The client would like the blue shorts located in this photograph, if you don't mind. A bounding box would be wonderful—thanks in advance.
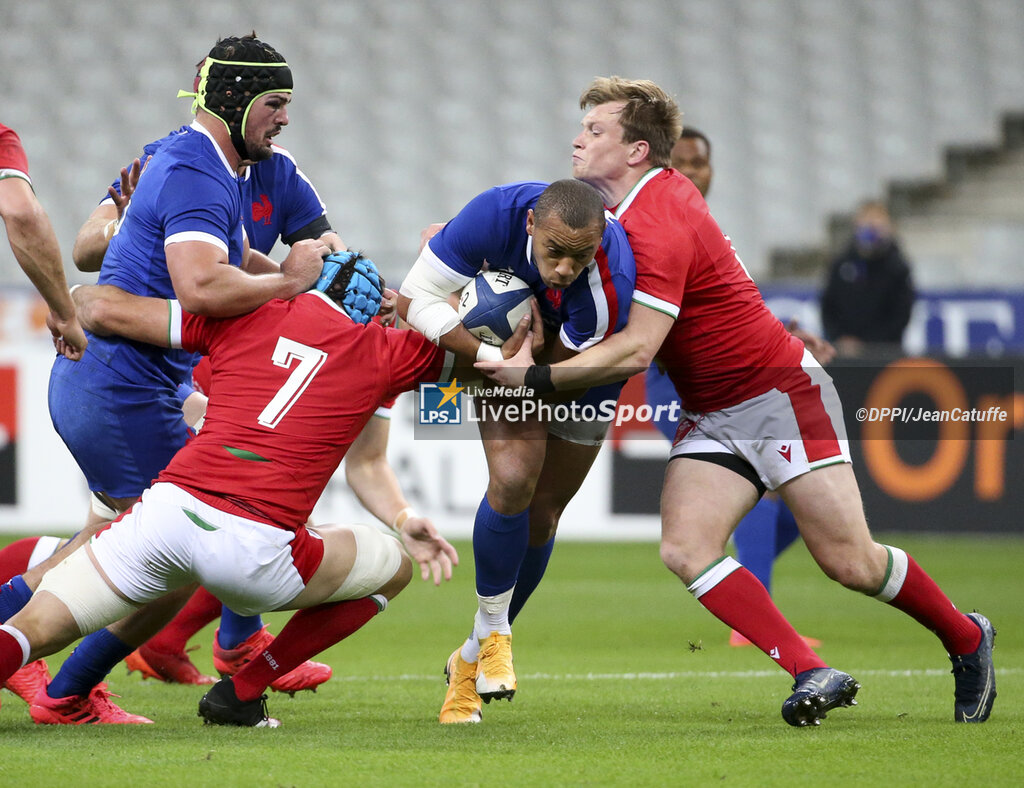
[49,354,189,499]
[574,380,625,411]
[645,364,680,442]
[544,380,626,446]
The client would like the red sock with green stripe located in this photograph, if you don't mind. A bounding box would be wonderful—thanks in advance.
[689,557,827,677]
[872,546,981,656]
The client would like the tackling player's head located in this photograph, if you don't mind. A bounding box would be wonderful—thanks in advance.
[577,77,682,169]
[527,179,606,290]
[192,32,292,162]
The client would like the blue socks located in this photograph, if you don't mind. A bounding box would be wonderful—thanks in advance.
[732,497,805,595]
[0,575,33,622]
[774,498,800,555]
[509,538,555,624]
[47,628,134,699]
[732,497,782,593]
[473,495,529,597]
[216,608,264,649]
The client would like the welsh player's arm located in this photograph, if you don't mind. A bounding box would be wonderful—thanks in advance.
[72,284,176,346]
[548,302,674,388]
[0,176,86,359]
[166,235,327,317]
[477,301,674,391]
[344,416,411,529]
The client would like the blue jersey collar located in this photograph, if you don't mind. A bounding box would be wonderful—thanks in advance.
[188,120,251,182]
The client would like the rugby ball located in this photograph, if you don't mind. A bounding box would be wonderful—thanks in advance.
[458,270,533,346]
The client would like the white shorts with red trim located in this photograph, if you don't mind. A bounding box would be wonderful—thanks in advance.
[668,349,851,490]
[89,482,324,616]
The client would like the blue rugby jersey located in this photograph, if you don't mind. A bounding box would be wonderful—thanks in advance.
[103,125,328,256]
[423,181,636,354]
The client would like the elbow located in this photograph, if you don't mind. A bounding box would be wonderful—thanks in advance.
[176,295,204,315]
[343,459,366,488]
[613,337,656,376]
[75,292,113,336]
[71,239,101,273]
[630,342,657,371]
[175,286,215,316]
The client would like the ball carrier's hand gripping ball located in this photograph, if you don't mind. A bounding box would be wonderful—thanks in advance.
[315,251,385,324]
[178,34,293,161]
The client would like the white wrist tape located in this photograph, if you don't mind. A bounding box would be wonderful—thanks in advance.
[390,506,416,533]
[475,342,504,362]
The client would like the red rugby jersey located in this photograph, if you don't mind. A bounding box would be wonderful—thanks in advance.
[615,169,803,411]
[159,291,449,528]
[0,123,31,180]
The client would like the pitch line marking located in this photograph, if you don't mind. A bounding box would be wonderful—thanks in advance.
[338,667,1022,682]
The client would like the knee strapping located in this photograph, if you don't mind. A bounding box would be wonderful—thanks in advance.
[325,525,403,602]
[35,548,139,635]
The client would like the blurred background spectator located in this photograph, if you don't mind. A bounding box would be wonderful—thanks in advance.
[820,200,915,357]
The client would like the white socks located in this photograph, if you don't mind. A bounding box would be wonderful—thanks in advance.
[460,587,514,663]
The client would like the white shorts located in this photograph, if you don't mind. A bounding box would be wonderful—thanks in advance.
[89,483,324,616]
[668,350,851,491]
[546,416,611,446]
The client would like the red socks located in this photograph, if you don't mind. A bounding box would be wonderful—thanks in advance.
[0,537,40,583]
[144,587,221,654]
[887,555,982,656]
[232,597,383,702]
[0,626,27,683]
[691,559,827,677]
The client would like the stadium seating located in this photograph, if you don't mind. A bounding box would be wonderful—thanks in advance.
[3,0,1023,288]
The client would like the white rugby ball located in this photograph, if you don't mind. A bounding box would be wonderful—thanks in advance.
[458,270,533,346]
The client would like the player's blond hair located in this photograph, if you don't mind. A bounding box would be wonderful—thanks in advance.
[579,77,682,168]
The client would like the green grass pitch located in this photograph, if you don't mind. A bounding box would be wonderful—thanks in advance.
[0,533,1020,787]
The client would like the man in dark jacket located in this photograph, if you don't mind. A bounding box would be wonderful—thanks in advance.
[821,200,915,356]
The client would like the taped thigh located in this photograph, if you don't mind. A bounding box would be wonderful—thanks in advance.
[35,547,139,636]
[323,525,403,602]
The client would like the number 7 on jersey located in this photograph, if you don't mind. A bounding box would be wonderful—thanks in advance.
[257,337,328,428]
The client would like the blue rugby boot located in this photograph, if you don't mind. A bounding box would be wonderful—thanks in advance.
[951,612,996,723]
[782,667,860,727]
